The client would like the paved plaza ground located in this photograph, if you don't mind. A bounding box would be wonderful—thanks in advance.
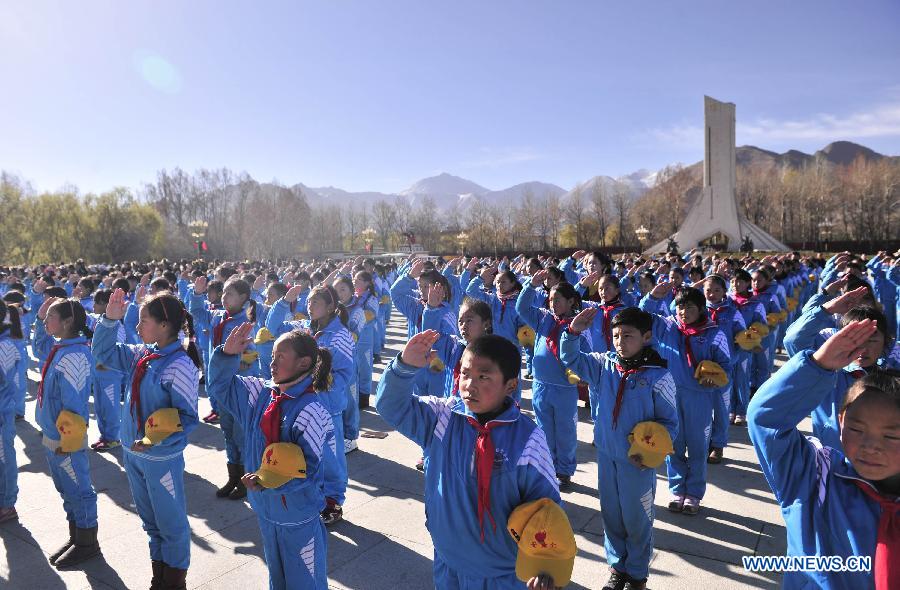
[0,312,787,589]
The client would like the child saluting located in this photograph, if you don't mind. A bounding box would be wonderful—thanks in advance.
[376,330,573,589]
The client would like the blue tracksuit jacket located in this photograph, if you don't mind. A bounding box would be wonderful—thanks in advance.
[0,333,22,509]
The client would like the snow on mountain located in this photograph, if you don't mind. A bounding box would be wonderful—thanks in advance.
[457,181,566,212]
[399,172,490,205]
[615,168,657,195]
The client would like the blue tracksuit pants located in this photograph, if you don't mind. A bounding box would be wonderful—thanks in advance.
[433,551,524,589]
[258,517,328,590]
[14,341,27,416]
[93,369,123,442]
[355,340,373,397]
[0,412,17,508]
[123,452,191,569]
[750,348,770,390]
[597,452,656,580]
[666,388,713,499]
[343,379,360,442]
[46,447,98,528]
[731,357,751,416]
[531,381,578,477]
[220,407,245,465]
[323,413,346,505]
[710,385,732,449]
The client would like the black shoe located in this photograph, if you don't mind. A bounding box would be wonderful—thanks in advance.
[415,457,425,472]
[49,521,76,565]
[707,447,723,464]
[602,568,629,590]
[373,354,383,365]
[358,394,370,409]
[228,464,247,500]
[216,463,240,498]
[162,564,188,590]
[556,474,572,489]
[15,414,24,421]
[524,373,533,380]
[150,559,165,590]
[321,499,343,525]
[624,578,647,590]
[54,526,100,568]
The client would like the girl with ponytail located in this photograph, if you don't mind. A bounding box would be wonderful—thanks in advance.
[1,292,28,419]
[265,281,355,526]
[0,299,24,523]
[92,289,199,587]
[208,323,335,589]
[32,297,100,567]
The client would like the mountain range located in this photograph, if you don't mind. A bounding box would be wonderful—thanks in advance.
[290,141,895,212]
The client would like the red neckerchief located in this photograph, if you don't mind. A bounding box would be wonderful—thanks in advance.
[260,382,315,446]
[465,417,501,542]
[600,296,622,350]
[708,303,726,325]
[213,313,234,347]
[545,316,573,360]
[677,319,709,368]
[732,292,751,307]
[131,351,162,427]
[37,342,87,407]
[853,480,900,590]
[613,365,645,429]
[497,290,518,324]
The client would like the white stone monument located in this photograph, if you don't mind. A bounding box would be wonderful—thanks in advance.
[646,96,788,253]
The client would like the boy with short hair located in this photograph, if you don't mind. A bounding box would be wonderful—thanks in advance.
[376,331,571,589]
[560,307,677,590]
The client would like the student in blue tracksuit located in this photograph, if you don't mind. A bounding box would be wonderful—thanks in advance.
[639,284,731,514]
[86,289,126,452]
[0,299,23,523]
[351,271,379,410]
[191,276,260,501]
[208,323,335,590]
[516,270,592,488]
[577,273,628,355]
[1,292,29,420]
[254,282,290,381]
[464,265,523,348]
[729,270,767,425]
[93,290,199,588]
[749,268,782,389]
[32,297,100,568]
[332,276,363,450]
[390,259,457,396]
[703,275,747,464]
[266,284,355,526]
[784,285,899,452]
[748,319,899,590]
[372,265,391,362]
[560,306,678,590]
[376,330,564,589]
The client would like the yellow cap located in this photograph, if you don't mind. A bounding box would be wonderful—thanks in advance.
[786,297,798,312]
[517,325,536,348]
[777,309,788,322]
[628,421,674,468]
[56,410,87,452]
[364,310,376,323]
[254,327,275,344]
[241,350,260,365]
[734,329,761,351]
[507,498,576,586]
[379,295,390,304]
[429,355,445,373]
[141,408,183,445]
[766,312,780,327]
[256,442,307,489]
[565,368,581,385]
[293,312,308,321]
[749,321,770,338]
[694,360,729,387]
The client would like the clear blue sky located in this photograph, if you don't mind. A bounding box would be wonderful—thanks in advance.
[2,0,899,195]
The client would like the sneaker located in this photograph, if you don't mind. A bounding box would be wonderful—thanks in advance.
[707,447,724,464]
[667,495,685,513]
[524,373,533,380]
[734,415,746,426]
[91,440,121,452]
[321,499,343,525]
[682,496,700,515]
[202,411,219,424]
[344,439,358,454]
[624,578,647,590]
[15,415,24,422]
[415,457,425,472]
[728,413,736,425]
[373,354,383,365]
[602,568,629,590]
[0,507,17,523]
[556,474,572,489]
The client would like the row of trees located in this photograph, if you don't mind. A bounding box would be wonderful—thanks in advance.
[2,155,896,265]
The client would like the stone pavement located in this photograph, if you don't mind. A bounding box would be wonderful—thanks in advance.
[0,312,788,589]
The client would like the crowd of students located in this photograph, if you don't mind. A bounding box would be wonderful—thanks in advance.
[0,247,897,590]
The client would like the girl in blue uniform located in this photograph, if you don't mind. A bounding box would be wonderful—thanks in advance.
[749,320,899,590]
[516,270,592,488]
[209,323,335,590]
[0,299,23,523]
[93,289,199,589]
[351,271,379,410]
[85,289,126,452]
[1,291,29,420]
[729,270,767,425]
[33,297,100,568]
